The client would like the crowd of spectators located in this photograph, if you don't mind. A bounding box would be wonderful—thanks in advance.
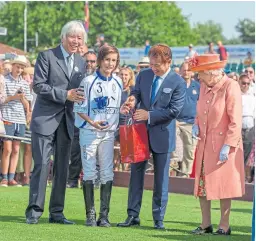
[0,39,254,188]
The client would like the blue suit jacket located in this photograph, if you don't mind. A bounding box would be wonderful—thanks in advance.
[132,68,186,153]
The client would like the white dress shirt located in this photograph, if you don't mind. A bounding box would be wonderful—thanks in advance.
[148,68,171,123]
[248,82,255,96]
[60,44,74,75]
[150,68,171,97]
[242,91,255,129]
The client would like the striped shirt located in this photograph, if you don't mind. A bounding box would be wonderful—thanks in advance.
[1,74,32,124]
[21,127,32,144]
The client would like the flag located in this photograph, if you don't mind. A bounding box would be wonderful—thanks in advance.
[84,1,89,33]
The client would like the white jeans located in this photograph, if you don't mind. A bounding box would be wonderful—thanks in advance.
[79,129,114,184]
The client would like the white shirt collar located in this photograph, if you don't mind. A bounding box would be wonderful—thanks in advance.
[156,67,171,80]
[60,44,73,60]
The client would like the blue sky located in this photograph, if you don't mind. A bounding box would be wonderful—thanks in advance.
[176,1,255,39]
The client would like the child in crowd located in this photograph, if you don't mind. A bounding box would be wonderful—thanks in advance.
[0,56,32,187]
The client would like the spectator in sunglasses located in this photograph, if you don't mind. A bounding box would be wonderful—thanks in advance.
[245,67,255,83]
[84,51,97,76]
[239,74,255,183]
[240,73,253,93]
[244,67,255,95]
[135,56,150,76]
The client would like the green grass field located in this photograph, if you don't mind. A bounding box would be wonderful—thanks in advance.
[0,186,252,241]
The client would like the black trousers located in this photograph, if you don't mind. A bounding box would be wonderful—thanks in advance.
[68,126,82,185]
[25,117,72,220]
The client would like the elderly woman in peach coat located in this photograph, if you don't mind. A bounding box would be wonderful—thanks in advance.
[189,54,245,236]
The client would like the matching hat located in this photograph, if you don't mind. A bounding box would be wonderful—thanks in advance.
[188,54,227,72]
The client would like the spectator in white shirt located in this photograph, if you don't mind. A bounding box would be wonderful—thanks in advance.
[239,74,255,182]
[244,67,255,95]
[185,44,197,58]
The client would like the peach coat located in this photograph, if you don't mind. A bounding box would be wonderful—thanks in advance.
[194,76,245,200]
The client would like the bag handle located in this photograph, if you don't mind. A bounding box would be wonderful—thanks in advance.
[125,109,135,126]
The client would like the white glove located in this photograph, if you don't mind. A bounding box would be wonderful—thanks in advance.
[192,124,200,140]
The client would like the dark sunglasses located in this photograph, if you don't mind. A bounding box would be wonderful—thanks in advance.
[86,60,96,63]
[140,66,149,69]
[245,70,254,74]
[242,82,250,86]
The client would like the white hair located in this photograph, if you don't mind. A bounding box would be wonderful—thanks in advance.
[203,68,224,76]
[60,20,87,43]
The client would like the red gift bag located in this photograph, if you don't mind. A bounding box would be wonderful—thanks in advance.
[119,122,150,163]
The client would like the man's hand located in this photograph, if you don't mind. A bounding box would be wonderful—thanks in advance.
[133,109,149,121]
[120,96,136,114]
[67,88,85,103]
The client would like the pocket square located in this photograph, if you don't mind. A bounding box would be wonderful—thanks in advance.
[163,88,172,93]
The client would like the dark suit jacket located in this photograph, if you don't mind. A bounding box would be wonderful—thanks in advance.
[31,45,86,138]
[132,68,186,153]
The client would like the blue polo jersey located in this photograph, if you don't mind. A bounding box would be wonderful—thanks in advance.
[177,80,200,124]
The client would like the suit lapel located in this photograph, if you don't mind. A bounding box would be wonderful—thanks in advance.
[151,71,173,106]
[56,59,69,80]
[55,46,69,80]
[145,72,155,109]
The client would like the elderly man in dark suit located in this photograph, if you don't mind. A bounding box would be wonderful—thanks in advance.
[118,44,186,229]
[25,20,86,225]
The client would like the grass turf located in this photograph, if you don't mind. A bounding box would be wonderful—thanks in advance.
[0,186,252,241]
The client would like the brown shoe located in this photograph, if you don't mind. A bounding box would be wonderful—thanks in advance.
[22,176,30,186]
[8,179,22,187]
[0,179,8,187]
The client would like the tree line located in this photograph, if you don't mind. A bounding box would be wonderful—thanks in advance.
[0,1,254,52]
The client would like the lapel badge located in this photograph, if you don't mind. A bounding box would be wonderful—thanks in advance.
[74,66,79,72]
[192,89,197,95]
[163,88,172,93]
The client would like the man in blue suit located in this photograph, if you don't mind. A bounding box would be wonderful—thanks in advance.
[118,44,186,229]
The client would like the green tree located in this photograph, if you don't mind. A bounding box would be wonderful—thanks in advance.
[0,1,197,50]
[235,18,255,43]
[224,37,242,45]
[0,2,85,51]
[87,1,198,47]
[193,20,225,46]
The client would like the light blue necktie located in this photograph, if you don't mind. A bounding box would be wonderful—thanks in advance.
[150,76,160,104]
